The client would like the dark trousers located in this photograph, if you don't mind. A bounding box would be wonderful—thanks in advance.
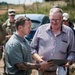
[39,71,56,75]
[67,67,69,75]
[39,69,69,75]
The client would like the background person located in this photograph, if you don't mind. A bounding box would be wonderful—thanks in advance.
[2,8,16,74]
[2,8,16,41]
[63,13,75,36]
[30,8,75,75]
[62,13,75,75]
[63,13,74,29]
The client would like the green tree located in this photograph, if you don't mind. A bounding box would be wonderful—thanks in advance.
[65,0,75,6]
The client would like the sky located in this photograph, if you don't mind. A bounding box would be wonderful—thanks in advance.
[0,0,43,4]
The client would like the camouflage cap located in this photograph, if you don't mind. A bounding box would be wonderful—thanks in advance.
[8,9,16,16]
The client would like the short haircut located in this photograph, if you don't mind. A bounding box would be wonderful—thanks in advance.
[52,5,60,8]
[15,16,31,30]
[49,8,63,15]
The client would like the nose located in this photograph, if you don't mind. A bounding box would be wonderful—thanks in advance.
[53,20,58,25]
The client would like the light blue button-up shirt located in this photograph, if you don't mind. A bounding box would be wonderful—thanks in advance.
[30,23,75,62]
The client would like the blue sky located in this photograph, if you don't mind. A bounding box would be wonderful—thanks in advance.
[0,0,43,4]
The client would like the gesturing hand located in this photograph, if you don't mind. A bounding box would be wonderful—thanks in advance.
[39,61,53,71]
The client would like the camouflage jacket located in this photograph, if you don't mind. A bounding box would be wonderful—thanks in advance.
[3,19,16,35]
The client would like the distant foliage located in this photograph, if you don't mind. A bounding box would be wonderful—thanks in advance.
[0,1,75,23]
[0,2,8,5]
[44,0,61,1]
[0,13,8,25]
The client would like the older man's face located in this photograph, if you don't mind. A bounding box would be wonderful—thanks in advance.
[49,12,63,28]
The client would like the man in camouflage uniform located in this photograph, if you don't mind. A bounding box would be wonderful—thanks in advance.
[3,8,16,42]
[2,9,16,75]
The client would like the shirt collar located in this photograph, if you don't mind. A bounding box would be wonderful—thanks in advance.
[46,23,67,34]
[45,23,51,31]
[61,24,67,33]
[14,33,25,42]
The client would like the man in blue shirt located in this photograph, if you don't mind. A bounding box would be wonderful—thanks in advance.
[5,16,52,75]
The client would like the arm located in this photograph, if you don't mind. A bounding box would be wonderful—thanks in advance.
[32,53,43,63]
[66,29,75,66]
[2,20,8,28]
[15,62,40,70]
[3,20,12,40]
[15,63,27,70]
[30,28,42,62]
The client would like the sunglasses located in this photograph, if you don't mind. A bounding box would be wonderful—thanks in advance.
[10,15,15,16]
[63,20,68,22]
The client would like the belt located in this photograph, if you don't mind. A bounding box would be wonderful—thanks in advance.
[39,70,56,75]
[45,70,56,72]
[44,66,57,72]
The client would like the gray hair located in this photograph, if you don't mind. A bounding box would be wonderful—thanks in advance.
[49,8,63,15]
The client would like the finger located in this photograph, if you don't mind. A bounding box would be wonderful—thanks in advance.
[40,56,44,59]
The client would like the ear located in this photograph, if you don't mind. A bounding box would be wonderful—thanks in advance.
[18,26,23,30]
[61,15,63,21]
[60,15,63,24]
[49,14,50,20]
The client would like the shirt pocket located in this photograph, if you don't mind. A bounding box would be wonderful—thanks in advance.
[59,41,68,54]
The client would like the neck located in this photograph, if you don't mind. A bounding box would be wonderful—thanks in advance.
[10,19,14,22]
[15,31,25,38]
[51,26,61,36]
[52,27,60,32]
